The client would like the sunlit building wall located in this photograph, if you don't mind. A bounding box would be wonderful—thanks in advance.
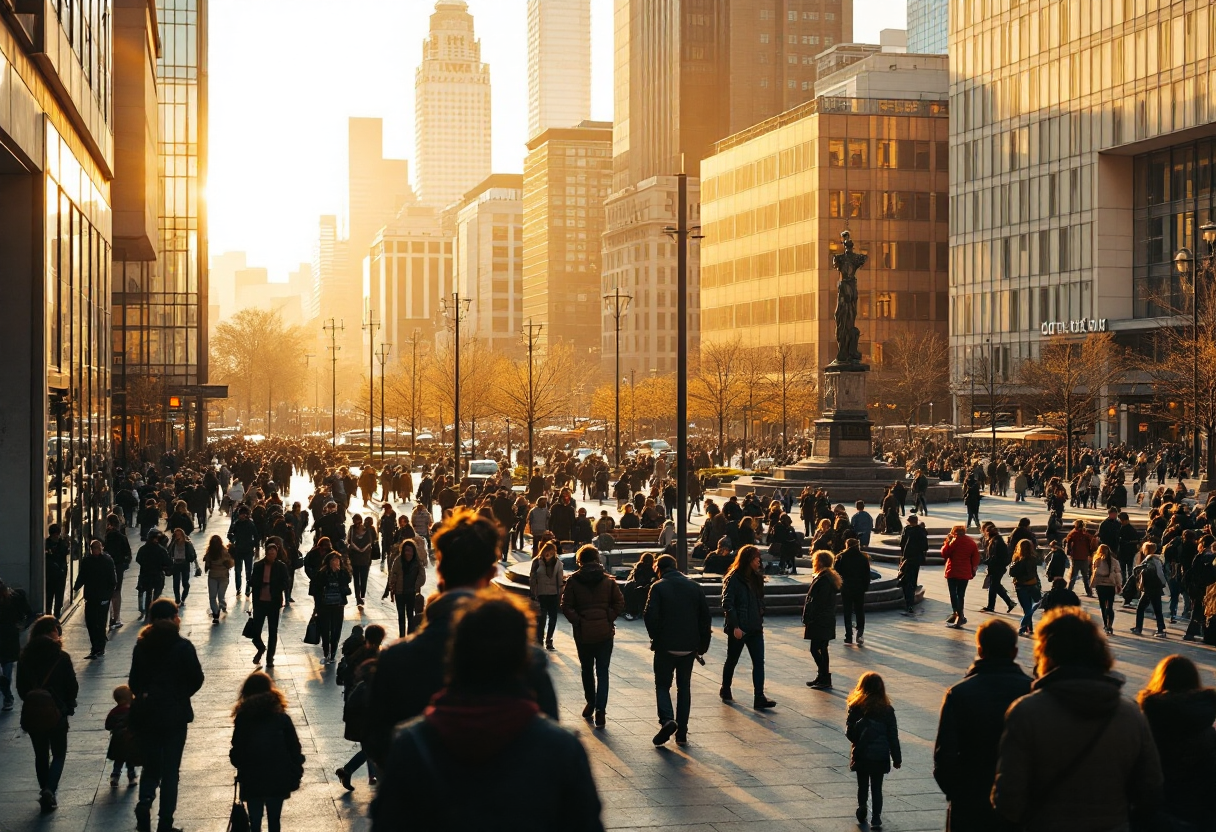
[523,121,614,358]
[527,0,591,140]
[700,97,950,373]
[907,0,947,55]
[367,206,455,357]
[454,174,525,355]
[415,0,492,208]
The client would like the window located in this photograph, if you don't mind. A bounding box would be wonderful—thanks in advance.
[848,139,868,167]
[788,10,797,20]
[828,139,844,166]
[825,12,836,20]
[760,33,770,43]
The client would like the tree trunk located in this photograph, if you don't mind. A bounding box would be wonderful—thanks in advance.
[1206,421,1215,487]
[1065,415,1073,479]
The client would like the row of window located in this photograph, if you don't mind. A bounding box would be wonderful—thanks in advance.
[759,8,840,21]
[952,167,1090,234]
[953,282,1091,336]
[703,290,948,333]
[702,240,948,288]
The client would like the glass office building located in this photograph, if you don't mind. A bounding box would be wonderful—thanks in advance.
[907,0,947,55]
[949,0,1216,442]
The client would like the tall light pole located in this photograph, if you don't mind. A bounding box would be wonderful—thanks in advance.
[303,353,315,437]
[522,319,545,471]
[1174,218,1216,480]
[603,288,632,468]
[663,172,702,570]
[407,328,423,461]
[987,337,996,464]
[364,307,380,460]
[376,343,391,461]
[441,293,472,478]
[323,318,344,447]
[505,417,512,467]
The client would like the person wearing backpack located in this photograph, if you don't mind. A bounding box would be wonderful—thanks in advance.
[16,615,79,814]
[1130,543,1169,638]
[846,672,901,830]
[1183,536,1216,641]
[229,671,305,832]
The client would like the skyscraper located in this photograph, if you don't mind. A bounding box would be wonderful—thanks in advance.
[907,0,947,55]
[415,1,492,208]
[312,215,351,340]
[349,118,415,274]
[454,174,525,354]
[527,0,592,140]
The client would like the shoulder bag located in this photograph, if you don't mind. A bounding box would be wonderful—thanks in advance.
[227,777,249,832]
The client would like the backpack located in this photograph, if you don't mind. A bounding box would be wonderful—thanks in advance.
[1138,560,1164,595]
[21,656,63,734]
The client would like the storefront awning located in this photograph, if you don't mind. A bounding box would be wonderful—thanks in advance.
[954,426,1065,441]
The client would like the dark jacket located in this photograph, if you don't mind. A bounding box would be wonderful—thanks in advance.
[985,537,1011,572]
[371,686,603,832]
[249,558,290,607]
[309,567,351,607]
[1139,689,1216,830]
[561,564,625,644]
[1038,583,1081,611]
[365,589,559,767]
[136,540,171,583]
[643,569,711,655]
[933,659,1032,832]
[801,571,838,641]
[549,500,576,541]
[721,571,764,634]
[228,517,261,554]
[0,588,32,663]
[899,523,929,573]
[104,530,133,574]
[847,703,902,774]
[1007,526,1038,555]
[127,620,205,732]
[74,553,117,603]
[834,547,872,594]
[993,667,1163,832]
[229,692,305,801]
[16,635,78,730]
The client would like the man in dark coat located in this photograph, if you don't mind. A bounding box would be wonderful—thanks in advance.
[44,525,70,617]
[365,511,558,768]
[129,599,204,832]
[103,514,133,629]
[933,619,1031,832]
[644,554,711,746]
[74,539,116,659]
[898,515,929,615]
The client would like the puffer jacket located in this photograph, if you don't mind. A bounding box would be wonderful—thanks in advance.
[942,533,981,580]
[530,556,565,598]
[1090,555,1123,589]
[847,703,901,774]
[721,571,764,634]
[560,564,624,644]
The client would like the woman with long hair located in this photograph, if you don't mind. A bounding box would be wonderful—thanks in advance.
[16,616,78,814]
[720,544,776,709]
[229,671,305,832]
[1090,543,1123,635]
[846,672,901,830]
[345,514,375,608]
[529,541,565,647]
[621,551,655,622]
[203,535,233,624]
[167,527,197,605]
[1007,537,1043,635]
[810,518,834,556]
[387,540,426,638]
[804,550,842,690]
[1137,655,1216,831]
[309,552,351,664]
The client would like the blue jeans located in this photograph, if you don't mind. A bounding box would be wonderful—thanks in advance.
[1016,585,1039,632]
[946,577,970,617]
[576,639,614,711]
[247,797,284,832]
[139,725,188,827]
[654,651,695,731]
[723,629,766,696]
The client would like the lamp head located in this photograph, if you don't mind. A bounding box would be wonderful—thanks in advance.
[1175,248,1194,274]
[1202,221,1216,246]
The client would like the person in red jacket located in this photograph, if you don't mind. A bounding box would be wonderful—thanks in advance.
[942,525,981,630]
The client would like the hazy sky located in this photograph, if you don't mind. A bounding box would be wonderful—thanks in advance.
[208,0,909,282]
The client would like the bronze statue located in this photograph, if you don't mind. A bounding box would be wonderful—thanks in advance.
[831,230,866,366]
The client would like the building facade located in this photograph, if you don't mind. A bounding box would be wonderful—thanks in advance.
[527,0,591,140]
[348,117,414,284]
[0,0,121,605]
[366,206,455,354]
[414,0,492,208]
[523,121,613,357]
[311,215,355,356]
[454,174,524,354]
[700,96,950,374]
[948,0,1216,444]
[907,0,947,55]
[815,46,946,99]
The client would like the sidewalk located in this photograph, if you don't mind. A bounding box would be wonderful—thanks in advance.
[0,480,1204,832]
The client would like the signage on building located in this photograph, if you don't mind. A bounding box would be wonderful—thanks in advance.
[1039,318,1108,336]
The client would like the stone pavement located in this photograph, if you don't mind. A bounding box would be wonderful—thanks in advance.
[0,478,1212,832]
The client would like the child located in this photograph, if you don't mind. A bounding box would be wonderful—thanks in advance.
[336,624,365,688]
[845,672,901,831]
[105,685,138,788]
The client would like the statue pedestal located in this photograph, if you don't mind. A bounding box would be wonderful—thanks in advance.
[811,364,873,460]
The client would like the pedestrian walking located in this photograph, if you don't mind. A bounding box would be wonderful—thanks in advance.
[835,538,871,646]
[248,541,289,668]
[309,552,351,663]
[386,539,425,638]
[846,672,901,830]
[1090,543,1123,635]
[336,634,382,791]
[933,619,1031,832]
[621,551,656,621]
[0,578,33,711]
[804,549,841,690]
[105,685,139,788]
[103,514,132,629]
[203,535,233,623]
[1130,542,1169,637]
[1064,519,1097,597]
[645,554,711,747]
[562,544,625,728]
[229,671,305,832]
[74,539,116,659]
[1008,539,1042,637]
[942,526,981,629]
[346,514,376,608]
[129,598,205,832]
[898,515,928,615]
[720,544,777,708]
[963,480,982,529]
[134,531,170,620]
[166,528,196,606]
[529,541,565,649]
[16,615,78,814]
[980,524,1017,614]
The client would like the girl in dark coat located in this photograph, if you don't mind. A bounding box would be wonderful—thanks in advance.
[846,672,902,830]
[720,545,776,709]
[16,616,79,813]
[803,550,841,690]
[229,671,305,832]
[310,553,352,664]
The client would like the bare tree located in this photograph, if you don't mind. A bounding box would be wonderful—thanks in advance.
[690,337,745,463]
[765,343,819,450]
[210,309,307,432]
[421,334,503,457]
[1019,332,1128,477]
[883,331,950,441]
[498,343,592,467]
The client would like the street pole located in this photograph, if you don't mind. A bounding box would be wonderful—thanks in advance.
[376,343,391,461]
[303,353,315,436]
[364,308,380,461]
[442,294,471,479]
[505,417,511,467]
[522,319,544,471]
[987,337,996,463]
[603,288,633,468]
[323,318,344,447]
[408,328,422,461]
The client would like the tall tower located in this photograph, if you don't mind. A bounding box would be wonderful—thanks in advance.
[349,118,415,265]
[415,1,492,208]
[527,0,591,140]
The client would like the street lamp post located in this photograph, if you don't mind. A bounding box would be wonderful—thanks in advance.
[375,343,391,461]
[603,288,633,469]
[323,318,344,447]
[441,294,472,478]
[987,337,996,464]
[1174,218,1216,480]
[505,417,511,468]
[522,319,544,471]
[364,308,380,461]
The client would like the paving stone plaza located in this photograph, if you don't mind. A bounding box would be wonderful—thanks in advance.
[0,477,1205,832]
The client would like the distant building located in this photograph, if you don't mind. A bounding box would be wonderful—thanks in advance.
[814,47,947,100]
[454,175,525,354]
[312,216,356,357]
[415,1,492,208]
[231,267,305,328]
[907,0,947,55]
[349,118,415,277]
[527,0,591,140]
[366,206,456,354]
[523,121,614,357]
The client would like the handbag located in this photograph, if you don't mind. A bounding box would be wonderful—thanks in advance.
[227,777,249,832]
[241,616,258,640]
[303,613,321,645]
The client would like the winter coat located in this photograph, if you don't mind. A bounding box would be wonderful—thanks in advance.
[0,588,31,663]
[722,572,765,634]
[166,540,197,572]
[985,537,1011,572]
[527,506,550,536]
[16,635,78,731]
[549,501,576,541]
[228,517,261,554]
[933,659,1032,832]
[1139,689,1216,830]
[127,620,205,732]
[105,704,134,761]
[942,534,981,580]
[1090,555,1123,590]
[530,556,565,598]
[387,554,425,598]
[1134,554,1168,596]
[204,546,235,580]
[801,570,839,641]
[834,547,872,594]
[643,569,712,655]
[561,564,625,645]
[1064,529,1097,562]
[73,553,117,603]
[346,526,376,568]
[249,558,289,607]
[992,667,1163,832]
[310,567,351,607]
[135,541,171,583]
[229,692,305,801]
[847,703,902,774]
